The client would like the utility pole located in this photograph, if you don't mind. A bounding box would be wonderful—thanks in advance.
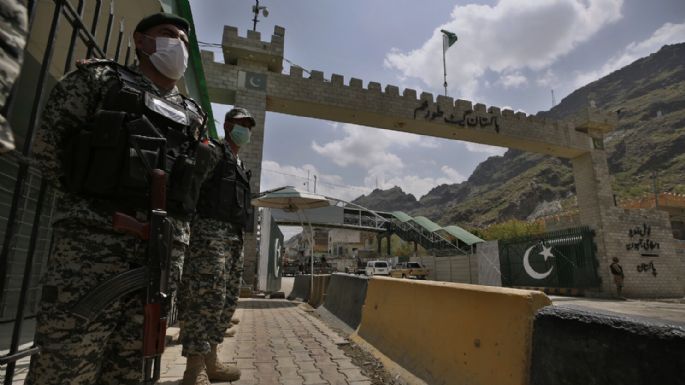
[551,89,556,107]
[313,175,317,193]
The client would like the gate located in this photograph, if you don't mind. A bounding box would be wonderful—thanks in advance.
[499,226,600,289]
[0,1,133,383]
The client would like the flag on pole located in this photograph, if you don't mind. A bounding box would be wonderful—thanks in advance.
[441,29,458,48]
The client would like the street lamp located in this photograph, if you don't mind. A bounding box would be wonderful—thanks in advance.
[252,0,269,31]
[251,186,330,299]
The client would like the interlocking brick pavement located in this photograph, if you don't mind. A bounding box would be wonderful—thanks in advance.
[159,299,372,385]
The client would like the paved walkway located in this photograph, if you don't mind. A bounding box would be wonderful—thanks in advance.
[160,299,372,385]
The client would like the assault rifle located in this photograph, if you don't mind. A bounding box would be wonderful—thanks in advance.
[71,169,172,384]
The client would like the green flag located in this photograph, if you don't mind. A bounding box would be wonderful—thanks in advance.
[441,29,458,48]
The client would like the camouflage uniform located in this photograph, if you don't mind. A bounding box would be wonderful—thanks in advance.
[27,61,201,385]
[0,0,28,152]
[180,217,240,356]
[214,239,244,338]
[181,137,251,352]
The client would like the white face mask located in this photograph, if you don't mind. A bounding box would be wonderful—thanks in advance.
[144,36,188,80]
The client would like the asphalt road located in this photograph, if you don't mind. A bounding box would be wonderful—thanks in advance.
[550,295,685,326]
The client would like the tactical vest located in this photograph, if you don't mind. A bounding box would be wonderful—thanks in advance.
[61,60,211,217]
[196,141,253,230]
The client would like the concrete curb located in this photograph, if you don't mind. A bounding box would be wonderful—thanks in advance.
[530,306,685,385]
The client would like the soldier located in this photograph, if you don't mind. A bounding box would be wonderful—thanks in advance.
[27,13,208,385]
[180,107,255,384]
[0,0,29,152]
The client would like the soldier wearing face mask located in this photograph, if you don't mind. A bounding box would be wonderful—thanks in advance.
[27,13,210,385]
[179,108,255,385]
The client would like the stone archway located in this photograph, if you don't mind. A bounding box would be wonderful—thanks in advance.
[201,25,683,298]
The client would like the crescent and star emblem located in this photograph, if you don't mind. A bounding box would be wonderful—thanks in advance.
[249,75,263,88]
[523,242,555,280]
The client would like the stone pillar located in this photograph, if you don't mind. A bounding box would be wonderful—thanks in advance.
[571,148,615,295]
[572,111,684,297]
[235,88,266,288]
[219,25,285,288]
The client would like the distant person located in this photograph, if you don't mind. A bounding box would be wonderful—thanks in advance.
[609,257,625,298]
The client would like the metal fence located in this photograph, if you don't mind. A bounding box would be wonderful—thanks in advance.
[0,1,133,382]
[499,226,601,289]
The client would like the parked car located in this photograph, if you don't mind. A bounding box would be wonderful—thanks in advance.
[365,260,391,276]
[390,262,429,279]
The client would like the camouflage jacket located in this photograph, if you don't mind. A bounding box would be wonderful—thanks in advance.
[32,60,205,245]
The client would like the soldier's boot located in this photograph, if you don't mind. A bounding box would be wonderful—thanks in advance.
[181,355,210,385]
[206,344,241,382]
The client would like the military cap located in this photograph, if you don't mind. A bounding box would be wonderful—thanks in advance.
[135,12,190,34]
[226,107,256,126]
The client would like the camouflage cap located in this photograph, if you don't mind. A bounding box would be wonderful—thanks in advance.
[135,12,190,34]
[226,107,256,126]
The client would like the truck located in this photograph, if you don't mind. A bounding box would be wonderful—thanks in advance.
[390,262,429,280]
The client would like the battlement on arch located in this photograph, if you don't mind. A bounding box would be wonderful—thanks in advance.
[204,25,617,158]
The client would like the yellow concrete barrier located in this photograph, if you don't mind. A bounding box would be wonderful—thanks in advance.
[355,277,551,385]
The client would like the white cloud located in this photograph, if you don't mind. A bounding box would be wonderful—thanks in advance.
[260,160,370,202]
[311,123,433,176]
[384,0,623,99]
[536,69,559,87]
[498,72,528,88]
[572,20,685,88]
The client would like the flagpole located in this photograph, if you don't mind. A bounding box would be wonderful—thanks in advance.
[442,35,448,97]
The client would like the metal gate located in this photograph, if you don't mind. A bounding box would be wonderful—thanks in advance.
[499,226,600,289]
[0,1,133,382]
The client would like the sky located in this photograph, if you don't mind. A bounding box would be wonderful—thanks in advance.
[188,0,685,205]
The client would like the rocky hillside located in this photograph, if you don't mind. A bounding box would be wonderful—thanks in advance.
[353,43,685,227]
[352,186,420,213]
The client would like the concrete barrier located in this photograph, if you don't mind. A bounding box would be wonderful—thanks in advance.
[287,274,331,308]
[356,277,551,385]
[287,274,310,301]
[530,306,685,385]
[307,274,331,308]
[323,273,369,329]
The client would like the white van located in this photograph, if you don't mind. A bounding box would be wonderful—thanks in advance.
[365,260,390,276]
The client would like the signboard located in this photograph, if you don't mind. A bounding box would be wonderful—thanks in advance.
[257,208,285,292]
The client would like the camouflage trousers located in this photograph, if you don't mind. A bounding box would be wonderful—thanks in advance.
[26,220,147,385]
[217,242,244,334]
[0,0,28,152]
[180,218,240,356]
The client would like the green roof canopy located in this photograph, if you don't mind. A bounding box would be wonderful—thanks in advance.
[391,211,414,223]
[441,225,484,246]
[412,216,442,233]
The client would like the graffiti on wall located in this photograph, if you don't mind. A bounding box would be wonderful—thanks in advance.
[625,223,660,257]
[636,261,657,277]
[413,100,500,133]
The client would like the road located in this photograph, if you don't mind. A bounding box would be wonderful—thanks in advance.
[550,295,685,326]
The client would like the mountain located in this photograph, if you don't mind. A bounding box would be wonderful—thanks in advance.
[352,186,419,213]
[353,43,685,227]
